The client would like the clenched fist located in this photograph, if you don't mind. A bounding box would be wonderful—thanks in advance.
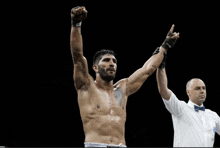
[71,6,88,27]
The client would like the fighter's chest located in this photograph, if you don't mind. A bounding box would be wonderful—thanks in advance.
[93,90,126,117]
[95,87,125,108]
[78,84,127,116]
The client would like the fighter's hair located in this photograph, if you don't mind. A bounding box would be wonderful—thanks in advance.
[93,49,116,65]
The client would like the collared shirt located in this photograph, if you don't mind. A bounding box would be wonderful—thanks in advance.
[162,92,220,147]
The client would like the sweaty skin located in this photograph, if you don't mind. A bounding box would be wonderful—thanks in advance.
[78,79,127,145]
[70,6,179,146]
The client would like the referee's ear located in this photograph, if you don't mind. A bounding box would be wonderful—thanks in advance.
[186,89,190,98]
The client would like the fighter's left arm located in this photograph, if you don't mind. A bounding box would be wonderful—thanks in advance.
[125,47,166,96]
[126,25,179,97]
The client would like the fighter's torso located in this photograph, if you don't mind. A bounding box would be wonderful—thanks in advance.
[77,79,128,145]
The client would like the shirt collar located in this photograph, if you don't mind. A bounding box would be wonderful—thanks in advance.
[187,99,204,109]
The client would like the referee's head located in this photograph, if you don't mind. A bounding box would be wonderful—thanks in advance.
[186,78,206,106]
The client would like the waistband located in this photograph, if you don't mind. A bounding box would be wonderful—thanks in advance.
[84,142,127,147]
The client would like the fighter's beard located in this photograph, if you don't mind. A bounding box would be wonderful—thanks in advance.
[98,66,116,83]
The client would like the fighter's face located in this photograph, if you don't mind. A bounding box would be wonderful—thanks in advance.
[98,54,117,82]
[187,79,207,106]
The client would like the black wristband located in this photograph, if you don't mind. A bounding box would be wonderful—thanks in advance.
[71,20,82,27]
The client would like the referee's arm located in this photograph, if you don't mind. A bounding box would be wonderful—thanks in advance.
[156,68,172,100]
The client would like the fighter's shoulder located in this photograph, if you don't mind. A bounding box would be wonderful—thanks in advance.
[77,80,98,93]
[114,78,128,88]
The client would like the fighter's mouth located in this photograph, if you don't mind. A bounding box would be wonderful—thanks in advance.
[107,68,115,72]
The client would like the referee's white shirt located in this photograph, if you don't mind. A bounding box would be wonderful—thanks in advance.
[162,92,220,147]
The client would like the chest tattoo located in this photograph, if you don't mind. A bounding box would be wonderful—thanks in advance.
[114,88,123,106]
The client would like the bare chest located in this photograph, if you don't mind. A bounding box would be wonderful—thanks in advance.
[78,86,127,116]
[100,87,125,110]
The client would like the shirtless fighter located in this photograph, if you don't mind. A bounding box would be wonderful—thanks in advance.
[70,6,179,147]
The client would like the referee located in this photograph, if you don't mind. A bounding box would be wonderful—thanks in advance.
[156,64,220,146]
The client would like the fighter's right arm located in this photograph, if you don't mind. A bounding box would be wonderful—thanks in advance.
[156,68,172,100]
[70,7,91,90]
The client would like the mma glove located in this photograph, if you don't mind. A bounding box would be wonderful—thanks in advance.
[161,31,178,50]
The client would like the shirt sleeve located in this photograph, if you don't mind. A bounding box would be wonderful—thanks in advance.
[216,115,220,135]
[162,92,186,117]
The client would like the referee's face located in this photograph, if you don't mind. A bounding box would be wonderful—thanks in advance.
[187,79,206,106]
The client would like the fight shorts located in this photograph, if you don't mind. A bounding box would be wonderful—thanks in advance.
[84,142,127,147]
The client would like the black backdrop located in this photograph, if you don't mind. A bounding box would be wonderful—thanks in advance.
[2,1,220,147]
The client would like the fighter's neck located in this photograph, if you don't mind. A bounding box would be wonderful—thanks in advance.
[95,77,114,91]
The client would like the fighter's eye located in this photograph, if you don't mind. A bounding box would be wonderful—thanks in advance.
[103,58,110,62]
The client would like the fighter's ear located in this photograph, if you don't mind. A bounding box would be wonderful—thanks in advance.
[93,65,98,73]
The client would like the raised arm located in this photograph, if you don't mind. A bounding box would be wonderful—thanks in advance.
[70,6,92,90]
[156,65,186,117]
[156,68,172,100]
[126,25,179,96]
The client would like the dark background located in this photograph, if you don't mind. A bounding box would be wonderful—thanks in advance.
[2,1,220,147]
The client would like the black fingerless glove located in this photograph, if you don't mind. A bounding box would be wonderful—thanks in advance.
[161,31,177,50]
